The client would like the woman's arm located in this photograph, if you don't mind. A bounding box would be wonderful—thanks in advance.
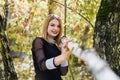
[60,60,68,76]
[54,39,71,75]
[33,38,60,71]
[54,53,69,76]
[33,38,47,71]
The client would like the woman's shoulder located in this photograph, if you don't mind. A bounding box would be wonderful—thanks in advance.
[32,37,45,45]
[35,37,44,40]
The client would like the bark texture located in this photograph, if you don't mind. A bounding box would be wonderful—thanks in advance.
[0,1,18,80]
[48,0,54,14]
[94,0,120,76]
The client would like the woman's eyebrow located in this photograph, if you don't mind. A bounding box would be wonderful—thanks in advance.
[50,23,55,25]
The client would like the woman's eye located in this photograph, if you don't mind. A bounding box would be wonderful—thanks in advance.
[50,23,55,26]
[57,25,60,28]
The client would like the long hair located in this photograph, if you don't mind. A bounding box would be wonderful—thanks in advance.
[42,14,62,46]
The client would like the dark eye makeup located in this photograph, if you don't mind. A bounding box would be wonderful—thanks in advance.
[50,23,60,28]
[50,23,55,26]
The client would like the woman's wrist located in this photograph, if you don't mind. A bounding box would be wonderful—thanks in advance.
[61,60,68,67]
[54,54,65,66]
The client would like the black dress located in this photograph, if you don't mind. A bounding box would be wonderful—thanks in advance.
[31,37,68,80]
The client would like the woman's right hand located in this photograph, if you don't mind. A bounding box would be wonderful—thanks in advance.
[61,39,71,61]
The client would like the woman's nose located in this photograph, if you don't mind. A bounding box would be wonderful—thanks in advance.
[54,26,59,30]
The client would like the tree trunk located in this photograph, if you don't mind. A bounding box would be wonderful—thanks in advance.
[94,0,120,76]
[0,1,18,80]
[48,0,54,14]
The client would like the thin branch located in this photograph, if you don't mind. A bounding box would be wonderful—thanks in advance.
[53,0,94,28]
[64,0,67,36]
[68,60,75,80]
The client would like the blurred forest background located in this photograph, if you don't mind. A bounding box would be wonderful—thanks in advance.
[0,0,120,80]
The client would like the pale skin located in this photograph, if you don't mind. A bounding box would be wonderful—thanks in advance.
[47,19,71,66]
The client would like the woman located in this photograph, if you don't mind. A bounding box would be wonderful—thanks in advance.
[31,14,71,80]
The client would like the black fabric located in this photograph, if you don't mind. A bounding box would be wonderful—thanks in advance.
[31,37,67,80]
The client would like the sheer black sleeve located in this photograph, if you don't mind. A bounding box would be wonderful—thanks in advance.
[32,38,47,71]
[60,66,68,76]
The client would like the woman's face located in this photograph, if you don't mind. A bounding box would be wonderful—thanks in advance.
[47,19,60,38]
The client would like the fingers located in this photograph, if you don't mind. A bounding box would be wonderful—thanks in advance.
[62,39,71,48]
[62,39,71,53]
[62,44,69,52]
[61,39,71,60]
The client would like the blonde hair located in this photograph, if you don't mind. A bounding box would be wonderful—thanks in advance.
[42,14,62,46]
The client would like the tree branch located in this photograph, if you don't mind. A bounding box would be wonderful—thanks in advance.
[53,0,94,28]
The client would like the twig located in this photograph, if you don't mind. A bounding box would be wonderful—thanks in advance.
[53,0,94,28]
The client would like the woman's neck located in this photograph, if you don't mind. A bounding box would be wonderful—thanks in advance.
[47,36,55,44]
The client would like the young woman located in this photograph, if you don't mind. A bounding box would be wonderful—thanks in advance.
[31,14,71,80]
